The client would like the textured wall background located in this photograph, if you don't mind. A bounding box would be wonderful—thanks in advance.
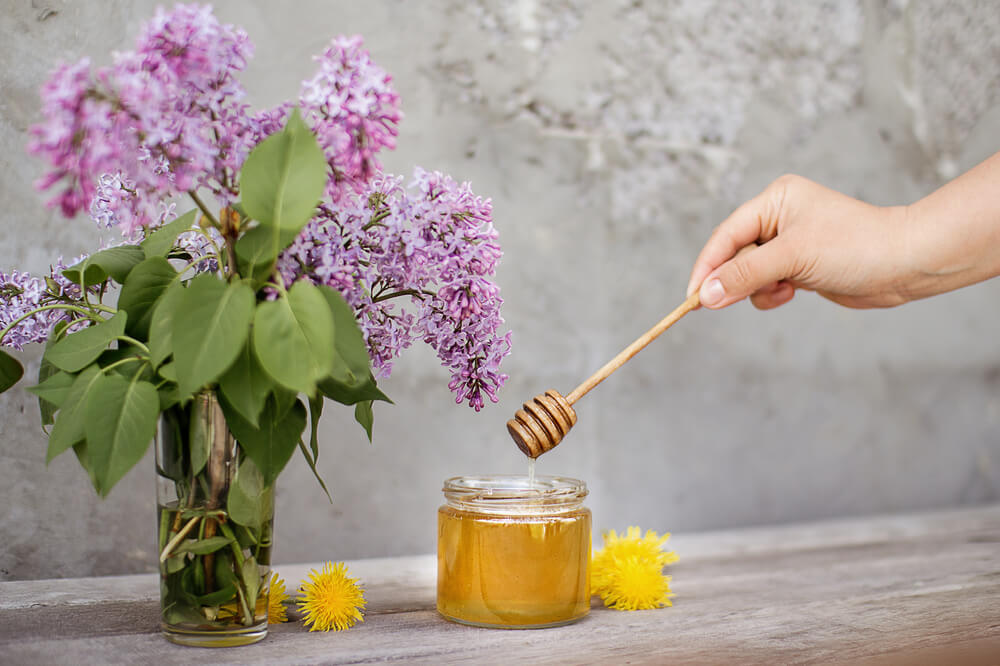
[2,0,999,580]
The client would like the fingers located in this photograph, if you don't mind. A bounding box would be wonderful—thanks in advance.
[686,188,779,299]
[698,237,799,308]
[750,281,795,310]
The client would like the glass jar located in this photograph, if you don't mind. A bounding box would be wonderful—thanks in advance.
[437,475,591,629]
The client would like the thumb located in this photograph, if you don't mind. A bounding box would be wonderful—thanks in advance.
[698,239,797,309]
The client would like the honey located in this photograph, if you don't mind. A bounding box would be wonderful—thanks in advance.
[437,475,591,628]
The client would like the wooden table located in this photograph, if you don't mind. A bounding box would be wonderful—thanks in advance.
[2,504,999,665]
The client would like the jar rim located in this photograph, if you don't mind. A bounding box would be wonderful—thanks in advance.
[442,474,588,514]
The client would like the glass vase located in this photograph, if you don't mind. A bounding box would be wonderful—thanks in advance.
[155,390,274,647]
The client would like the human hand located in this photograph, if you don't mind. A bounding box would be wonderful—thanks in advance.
[686,174,913,310]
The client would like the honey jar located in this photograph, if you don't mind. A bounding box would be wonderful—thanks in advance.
[437,474,591,628]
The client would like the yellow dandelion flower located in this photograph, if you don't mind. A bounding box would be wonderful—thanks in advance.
[598,555,675,610]
[297,561,367,631]
[268,572,289,624]
[592,526,677,610]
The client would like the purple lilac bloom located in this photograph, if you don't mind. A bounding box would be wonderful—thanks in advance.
[276,169,510,410]
[0,260,91,351]
[300,36,402,203]
[29,4,253,227]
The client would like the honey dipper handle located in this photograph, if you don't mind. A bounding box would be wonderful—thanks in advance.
[565,291,701,405]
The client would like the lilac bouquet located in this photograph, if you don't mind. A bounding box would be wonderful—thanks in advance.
[0,4,509,639]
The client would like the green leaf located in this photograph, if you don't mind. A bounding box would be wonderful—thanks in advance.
[46,364,102,463]
[29,320,66,421]
[318,373,391,406]
[172,274,254,398]
[227,456,273,530]
[252,281,335,396]
[118,256,177,338]
[186,394,219,478]
[63,245,146,287]
[317,286,370,384]
[26,370,75,409]
[72,440,100,494]
[296,438,332,503]
[233,223,298,288]
[0,348,24,393]
[241,556,262,612]
[239,108,327,234]
[34,321,69,424]
[314,285,391,406]
[173,536,234,556]
[157,384,181,411]
[308,393,323,462]
[214,552,239,589]
[220,394,306,487]
[84,373,160,496]
[148,279,184,368]
[165,555,187,575]
[270,384,297,420]
[218,340,273,428]
[157,361,177,383]
[197,584,238,607]
[61,262,105,289]
[355,400,375,443]
[44,311,127,373]
[141,210,197,258]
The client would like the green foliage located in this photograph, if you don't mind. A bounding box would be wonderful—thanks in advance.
[84,373,159,496]
[7,109,389,505]
[240,108,327,234]
[218,341,273,427]
[228,457,273,530]
[117,257,177,338]
[147,279,184,369]
[45,312,127,373]
[315,286,391,405]
[63,245,146,287]
[46,365,103,465]
[173,536,234,556]
[26,370,75,411]
[171,274,254,398]
[0,349,23,393]
[355,400,375,443]
[221,394,306,487]
[141,209,197,258]
[252,280,335,396]
[34,321,70,425]
[234,223,298,288]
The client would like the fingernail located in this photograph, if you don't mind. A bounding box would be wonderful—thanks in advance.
[701,278,725,306]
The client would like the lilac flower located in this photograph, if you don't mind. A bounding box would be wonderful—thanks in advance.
[277,170,510,409]
[29,4,254,225]
[24,5,510,409]
[300,36,402,203]
[0,262,90,351]
[27,59,124,218]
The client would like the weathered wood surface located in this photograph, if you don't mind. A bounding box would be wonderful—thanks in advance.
[2,504,998,665]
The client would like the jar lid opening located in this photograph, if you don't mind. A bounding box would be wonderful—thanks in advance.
[442,475,588,514]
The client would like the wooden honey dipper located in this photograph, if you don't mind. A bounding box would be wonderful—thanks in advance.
[507,291,701,458]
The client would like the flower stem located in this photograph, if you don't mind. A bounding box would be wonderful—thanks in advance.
[116,335,151,354]
[99,356,146,374]
[0,303,101,347]
[160,515,200,562]
[372,288,436,303]
[188,190,220,229]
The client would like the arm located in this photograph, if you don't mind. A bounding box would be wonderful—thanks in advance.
[686,151,1000,310]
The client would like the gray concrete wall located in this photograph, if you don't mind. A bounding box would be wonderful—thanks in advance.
[2,0,999,580]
